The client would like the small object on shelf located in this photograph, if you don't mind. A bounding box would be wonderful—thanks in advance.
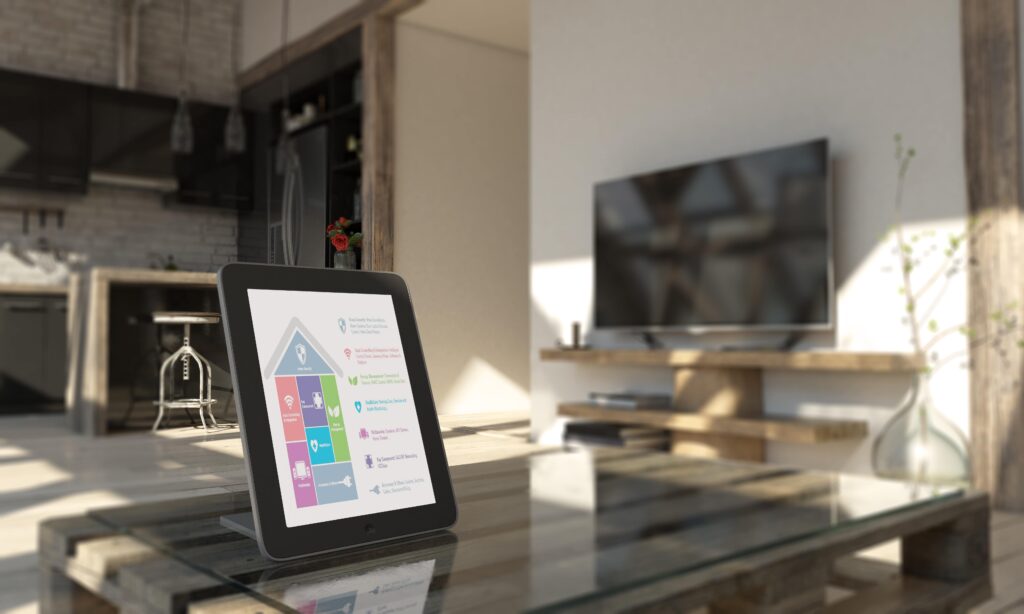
[563,421,668,450]
[285,103,318,133]
[333,250,356,270]
[352,68,363,103]
[588,392,672,410]
[353,181,362,221]
[555,321,589,350]
[346,133,362,160]
[327,215,362,270]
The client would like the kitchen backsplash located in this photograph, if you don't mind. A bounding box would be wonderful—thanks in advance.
[0,0,242,279]
[0,186,238,275]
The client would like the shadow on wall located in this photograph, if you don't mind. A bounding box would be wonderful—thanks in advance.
[438,356,531,415]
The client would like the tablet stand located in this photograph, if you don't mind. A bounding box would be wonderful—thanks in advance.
[219,512,257,540]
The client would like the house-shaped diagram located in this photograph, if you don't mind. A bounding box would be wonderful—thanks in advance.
[264,318,357,509]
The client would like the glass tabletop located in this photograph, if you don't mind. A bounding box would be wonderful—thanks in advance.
[88,448,963,612]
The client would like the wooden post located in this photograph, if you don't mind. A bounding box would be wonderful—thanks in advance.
[961,0,1024,510]
[361,14,396,272]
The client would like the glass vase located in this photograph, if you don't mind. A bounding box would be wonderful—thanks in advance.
[333,250,357,270]
[871,373,971,487]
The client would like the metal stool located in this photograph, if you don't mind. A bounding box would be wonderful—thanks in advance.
[152,311,220,432]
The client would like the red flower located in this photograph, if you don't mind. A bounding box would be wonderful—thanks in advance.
[331,233,350,252]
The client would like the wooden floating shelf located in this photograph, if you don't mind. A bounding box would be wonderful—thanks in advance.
[540,348,925,373]
[559,403,868,445]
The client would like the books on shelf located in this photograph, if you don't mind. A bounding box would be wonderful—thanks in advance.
[563,421,669,451]
[587,392,672,409]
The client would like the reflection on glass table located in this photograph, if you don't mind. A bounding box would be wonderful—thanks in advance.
[76,448,988,612]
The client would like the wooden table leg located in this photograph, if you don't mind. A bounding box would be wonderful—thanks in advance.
[39,563,115,614]
[708,562,828,613]
[901,504,990,582]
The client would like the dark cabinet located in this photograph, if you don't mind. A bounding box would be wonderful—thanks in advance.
[91,87,252,209]
[0,69,90,192]
[0,67,251,208]
[0,294,67,410]
[171,103,253,210]
[90,87,176,180]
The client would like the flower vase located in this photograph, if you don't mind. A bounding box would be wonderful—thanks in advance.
[333,250,357,270]
[871,373,971,487]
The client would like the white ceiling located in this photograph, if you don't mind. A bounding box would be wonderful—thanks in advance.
[400,0,529,54]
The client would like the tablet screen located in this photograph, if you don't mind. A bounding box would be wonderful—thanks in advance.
[247,289,437,528]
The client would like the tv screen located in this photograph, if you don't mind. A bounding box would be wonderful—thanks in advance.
[594,139,831,331]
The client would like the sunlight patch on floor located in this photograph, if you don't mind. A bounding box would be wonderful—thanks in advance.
[0,460,71,496]
[0,489,131,570]
[189,437,245,459]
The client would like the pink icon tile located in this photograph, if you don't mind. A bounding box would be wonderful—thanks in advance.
[275,377,305,441]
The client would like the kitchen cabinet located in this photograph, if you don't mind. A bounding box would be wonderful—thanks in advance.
[171,104,253,210]
[90,87,176,181]
[0,69,90,192]
[91,86,252,209]
[0,293,67,410]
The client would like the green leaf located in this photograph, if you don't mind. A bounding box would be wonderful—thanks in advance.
[928,320,938,333]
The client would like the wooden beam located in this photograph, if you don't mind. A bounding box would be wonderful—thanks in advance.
[236,0,421,90]
[361,14,396,271]
[962,0,1024,511]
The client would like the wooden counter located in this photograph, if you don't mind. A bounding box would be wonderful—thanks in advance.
[67,267,219,435]
[0,282,68,296]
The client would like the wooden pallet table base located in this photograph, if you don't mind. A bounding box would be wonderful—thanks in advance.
[37,450,992,613]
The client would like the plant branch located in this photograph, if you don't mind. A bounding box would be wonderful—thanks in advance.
[892,139,923,355]
[922,324,967,353]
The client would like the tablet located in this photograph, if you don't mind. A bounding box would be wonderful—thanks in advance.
[217,264,457,560]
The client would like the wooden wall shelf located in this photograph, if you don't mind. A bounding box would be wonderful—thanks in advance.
[541,346,914,462]
[540,348,925,373]
[559,403,867,445]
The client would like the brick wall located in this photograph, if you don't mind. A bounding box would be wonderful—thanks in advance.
[0,0,239,105]
[0,0,243,273]
[0,186,238,272]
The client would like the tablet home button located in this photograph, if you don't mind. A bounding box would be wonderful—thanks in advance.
[364,523,376,535]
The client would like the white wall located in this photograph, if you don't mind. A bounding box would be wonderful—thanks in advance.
[239,0,361,71]
[530,0,968,474]
[393,22,530,415]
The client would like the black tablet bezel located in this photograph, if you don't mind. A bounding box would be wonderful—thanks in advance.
[217,263,457,561]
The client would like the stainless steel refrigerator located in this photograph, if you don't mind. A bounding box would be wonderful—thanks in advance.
[268,125,328,267]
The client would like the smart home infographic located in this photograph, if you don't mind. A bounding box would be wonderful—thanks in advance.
[248,289,436,528]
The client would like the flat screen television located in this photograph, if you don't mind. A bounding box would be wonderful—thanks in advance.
[594,138,832,332]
